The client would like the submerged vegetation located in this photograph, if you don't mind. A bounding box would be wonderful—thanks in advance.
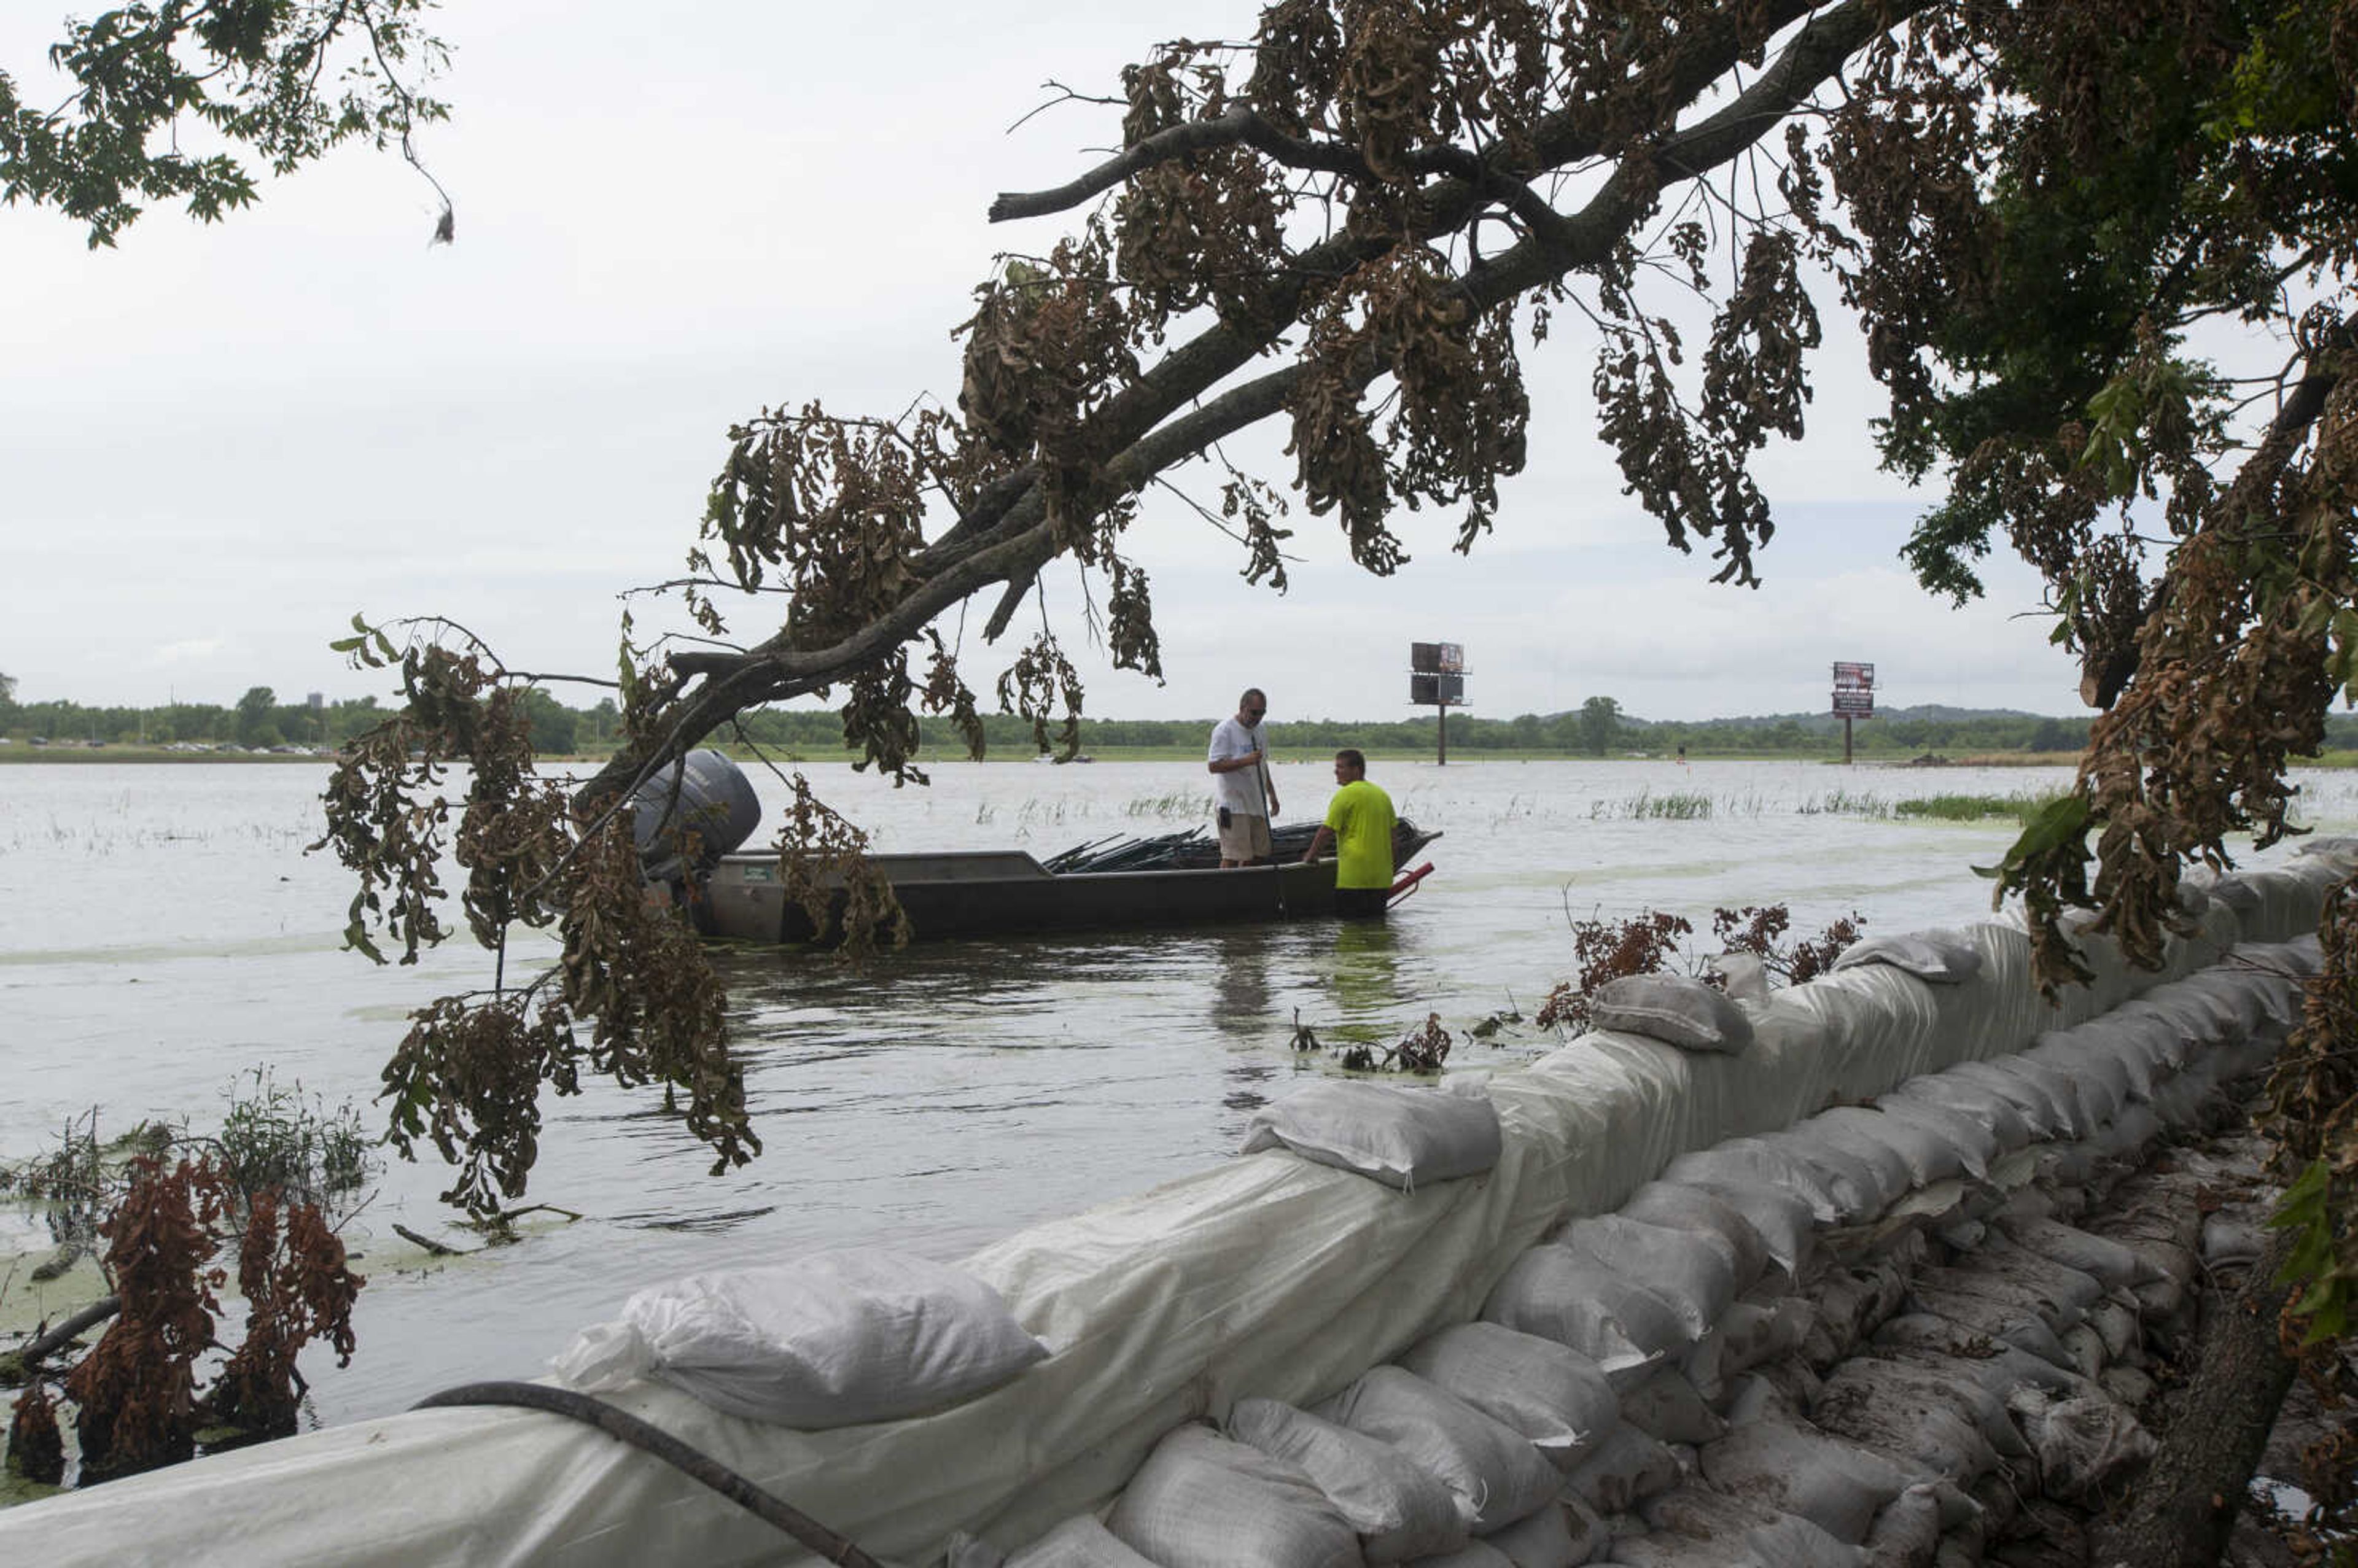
[2,1073,375,1492]
[1535,904,1865,1035]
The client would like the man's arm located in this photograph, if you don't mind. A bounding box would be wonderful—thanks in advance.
[1261,756,1279,817]
[1301,825,1334,863]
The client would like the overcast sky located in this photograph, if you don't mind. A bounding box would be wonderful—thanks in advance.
[2,1,2091,724]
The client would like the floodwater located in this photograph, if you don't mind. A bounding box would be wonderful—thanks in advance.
[4,756,2354,1429]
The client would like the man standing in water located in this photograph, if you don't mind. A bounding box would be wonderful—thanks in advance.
[1302,748,1396,918]
[1207,688,1279,867]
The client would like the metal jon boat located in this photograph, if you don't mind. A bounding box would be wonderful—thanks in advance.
[695,821,1441,944]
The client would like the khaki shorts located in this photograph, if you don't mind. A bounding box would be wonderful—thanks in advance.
[1217,812,1273,862]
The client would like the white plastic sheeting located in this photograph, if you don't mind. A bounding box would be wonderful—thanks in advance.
[2,853,2347,1568]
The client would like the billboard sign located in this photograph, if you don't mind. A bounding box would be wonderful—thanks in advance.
[1832,688,1875,716]
[1832,661,1875,690]
[1411,642,1466,674]
[1410,672,1467,706]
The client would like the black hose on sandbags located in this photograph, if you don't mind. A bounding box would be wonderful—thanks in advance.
[411,1380,886,1567]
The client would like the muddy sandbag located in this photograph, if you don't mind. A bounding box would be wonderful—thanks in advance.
[1673,1180,1818,1279]
[1563,1425,1683,1515]
[2088,1101,2162,1162]
[1617,1183,1769,1294]
[1811,1365,2002,1484]
[1591,975,1754,1054]
[1401,1321,1621,1469]
[1686,1298,1804,1386]
[1619,1366,1727,1446]
[1968,1235,2110,1321]
[1698,1415,1911,1543]
[998,1516,1162,1567]
[1995,1216,2160,1292]
[1106,1423,1364,1568]
[1910,1261,2089,1335]
[1485,1245,1691,1379]
[1860,1483,1945,1568]
[1227,1397,1472,1563]
[1320,1367,1563,1532]
[1868,1313,2076,1380]
[1561,1215,1738,1340]
[1239,1078,1503,1190]
[1820,1356,2026,1462]
[1637,1483,1871,1565]
[1406,1543,1516,1568]
[2008,1390,2155,1502]
[1477,1499,1593,1568]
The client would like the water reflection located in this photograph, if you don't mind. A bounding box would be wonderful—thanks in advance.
[1318,912,1405,1055]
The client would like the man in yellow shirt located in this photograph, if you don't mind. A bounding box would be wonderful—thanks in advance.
[1301,748,1396,919]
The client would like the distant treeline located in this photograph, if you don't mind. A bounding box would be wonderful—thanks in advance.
[11,681,2358,759]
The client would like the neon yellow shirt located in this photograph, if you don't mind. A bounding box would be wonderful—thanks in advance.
[1325,779,1397,890]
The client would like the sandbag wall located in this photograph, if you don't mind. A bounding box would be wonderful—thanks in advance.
[0,848,2346,1568]
[949,930,2318,1567]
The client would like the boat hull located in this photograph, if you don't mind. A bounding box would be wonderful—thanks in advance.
[700,851,1353,943]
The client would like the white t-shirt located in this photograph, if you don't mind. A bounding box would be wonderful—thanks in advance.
[1207,716,1269,817]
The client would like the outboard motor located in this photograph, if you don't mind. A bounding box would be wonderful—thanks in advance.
[628,748,762,888]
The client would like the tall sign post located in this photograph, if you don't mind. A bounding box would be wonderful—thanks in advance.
[1410,642,1469,765]
[1831,661,1875,764]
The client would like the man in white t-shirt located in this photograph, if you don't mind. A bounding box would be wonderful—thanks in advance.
[1206,687,1280,867]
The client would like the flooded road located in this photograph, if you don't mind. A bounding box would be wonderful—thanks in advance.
[5,756,2352,1426]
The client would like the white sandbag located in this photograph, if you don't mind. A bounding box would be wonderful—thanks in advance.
[1002,1517,1161,1567]
[1562,1424,1683,1515]
[1759,1124,1909,1220]
[1911,1261,2089,1336]
[1663,1139,1850,1227]
[1320,1367,1563,1532]
[1698,1416,1911,1543]
[1616,1183,1769,1293]
[1866,1094,1997,1179]
[554,1249,1049,1428]
[1227,1398,1471,1563]
[1944,1060,2083,1139]
[1833,933,1983,985]
[1674,1179,1818,1278]
[1484,1246,1689,1378]
[1590,975,1754,1054]
[1559,1215,1738,1340]
[2023,1035,2128,1125]
[1811,1106,1967,1187]
[1618,1367,1727,1446]
[1399,1322,1621,1469]
[1104,1424,1364,1568]
[1886,1076,2033,1153]
[1239,1078,1503,1191]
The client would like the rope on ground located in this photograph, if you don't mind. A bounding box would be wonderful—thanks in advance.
[411,1380,887,1567]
